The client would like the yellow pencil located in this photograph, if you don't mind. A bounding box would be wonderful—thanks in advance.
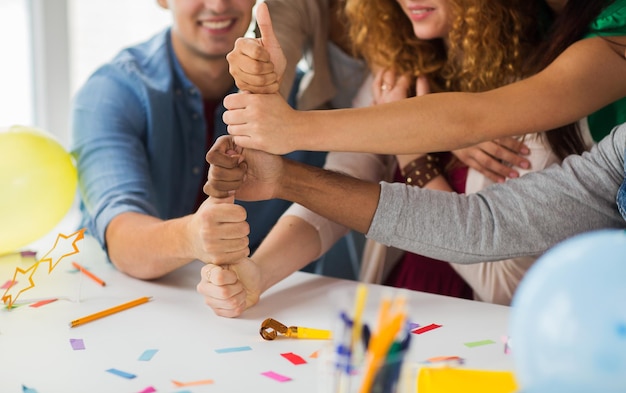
[72,261,106,287]
[70,296,152,328]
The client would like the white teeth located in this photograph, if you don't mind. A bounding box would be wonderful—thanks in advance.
[201,20,231,29]
[411,8,432,14]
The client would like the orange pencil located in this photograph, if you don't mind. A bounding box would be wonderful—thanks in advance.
[72,261,106,287]
[70,296,152,328]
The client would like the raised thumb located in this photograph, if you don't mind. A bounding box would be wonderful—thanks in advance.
[256,2,280,50]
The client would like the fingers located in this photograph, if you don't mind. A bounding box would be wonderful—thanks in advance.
[226,38,278,94]
[479,140,531,173]
[254,2,286,85]
[196,198,250,264]
[456,148,516,183]
[373,68,411,104]
[197,264,247,318]
[454,140,532,183]
[205,135,247,198]
[373,68,396,92]
[256,3,280,51]
[204,162,247,198]
[416,75,431,96]
[494,137,530,159]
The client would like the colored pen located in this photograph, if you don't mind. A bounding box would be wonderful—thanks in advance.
[72,261,106,287]
[70,296,152,328]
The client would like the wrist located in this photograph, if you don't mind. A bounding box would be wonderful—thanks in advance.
[401,154,442,187]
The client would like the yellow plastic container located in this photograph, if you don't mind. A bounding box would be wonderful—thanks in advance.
[417,367,518,393]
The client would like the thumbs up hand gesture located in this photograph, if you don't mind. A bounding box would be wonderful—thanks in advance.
[227,3,286,94]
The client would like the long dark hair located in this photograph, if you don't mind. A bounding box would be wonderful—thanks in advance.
[528,0,615,160]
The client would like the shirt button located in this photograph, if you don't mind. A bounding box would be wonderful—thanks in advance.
[175,89,182,96]
[189,88,196,95]
[192,167,201,175]
[192,113,199,120]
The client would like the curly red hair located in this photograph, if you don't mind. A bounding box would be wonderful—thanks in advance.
[345,0,540,93]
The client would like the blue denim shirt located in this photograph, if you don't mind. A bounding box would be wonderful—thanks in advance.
[71,28,326,253]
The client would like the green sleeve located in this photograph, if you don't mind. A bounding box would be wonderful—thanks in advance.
[586,0,626,37]
[586,0,626,141]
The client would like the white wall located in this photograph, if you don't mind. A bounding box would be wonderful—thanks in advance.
[0,0,170,147]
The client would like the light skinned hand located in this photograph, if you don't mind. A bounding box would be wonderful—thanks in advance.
[188,195,250,265]
[372,68,412,105]
[223,93,299,154]
[452,138,531,183]
[204,135,286,201]
[226,2,286,93]
[197,258,262,318]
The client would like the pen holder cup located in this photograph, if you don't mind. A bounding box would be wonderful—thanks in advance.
[317,343,416,393]
[318,287,416,393]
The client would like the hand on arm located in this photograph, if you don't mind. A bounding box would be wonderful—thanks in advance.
[206,135,381,234]
[204,135,287,199]
[226,2,286,94]
[224,36,626,155]
[197,257,262,318]
[452,138,531,183]
[376,71,453,191]
[105,195,249,280]
[200,137,327,317]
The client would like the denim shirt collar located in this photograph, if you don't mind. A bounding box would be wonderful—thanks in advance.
[167,30,201,96]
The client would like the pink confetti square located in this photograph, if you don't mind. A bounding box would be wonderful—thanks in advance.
[30,298,58,308]
[261,371,292,382]
[1,280,16,289]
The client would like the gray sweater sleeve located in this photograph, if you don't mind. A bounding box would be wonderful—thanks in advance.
[367,124,626,263]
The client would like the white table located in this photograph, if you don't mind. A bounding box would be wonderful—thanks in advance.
[0,235,514,393]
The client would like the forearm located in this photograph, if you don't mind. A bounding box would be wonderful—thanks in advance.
[106,212,195,280]
[368,127,626,261]
[276,160,381,234]
[251,215,322,293]
[297,37,626,154]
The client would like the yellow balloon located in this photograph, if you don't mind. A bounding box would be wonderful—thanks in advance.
[0,125,77,255]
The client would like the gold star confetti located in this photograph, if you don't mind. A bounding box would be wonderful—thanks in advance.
[2,228,85,308]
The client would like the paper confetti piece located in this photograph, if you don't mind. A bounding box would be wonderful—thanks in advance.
[106,368,136,379]
[261,371,292,382]
[215,345,252,354]
[139,349,159,361]
[30,298,58,308]
[281,352,307,365]
[22,385,38,393]
[70,338,85,350]
[424,356,464,365]
[309,350,320,358]
[409,322,421,330]
[172,379,214,387]
[20,250,37,258]
[412,323,442,334]
[502,336,512,354]
[137,387,156,393]
[464,339,496,348]
[1,280,16,289]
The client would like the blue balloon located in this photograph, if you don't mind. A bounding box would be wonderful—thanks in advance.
[511,230,626,393]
